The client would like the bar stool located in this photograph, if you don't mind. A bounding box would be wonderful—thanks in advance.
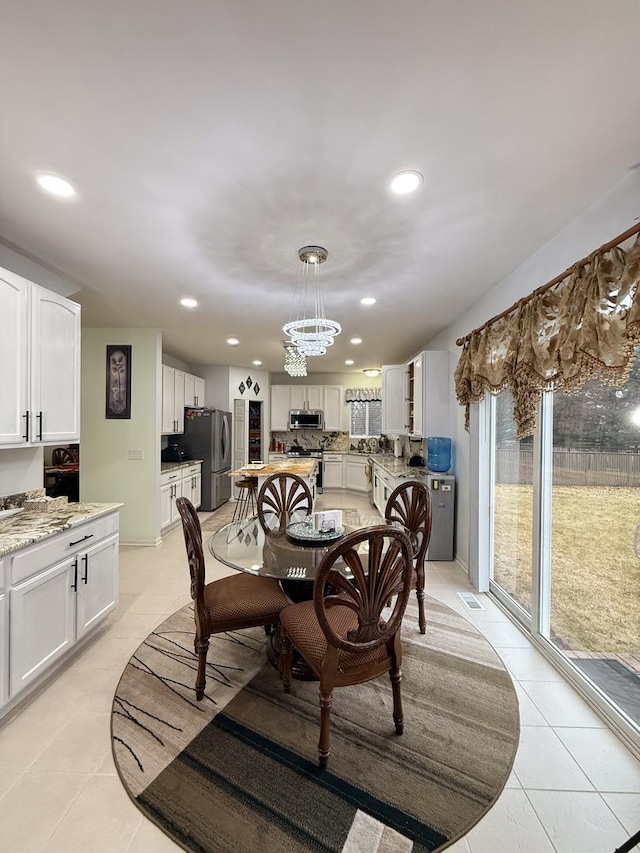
[232,476,259,523]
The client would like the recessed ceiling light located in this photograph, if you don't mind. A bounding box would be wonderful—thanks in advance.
[252,360,262,366]
[180,297,198,308]
[360,297,376,306]
[227,337,239,346]
[350,337,362,345]
[36,173,76,198]
[390,170,423,195]
[363,368,381,378]
[345,359,354,366]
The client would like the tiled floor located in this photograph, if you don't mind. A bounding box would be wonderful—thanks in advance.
[0,492,638,853]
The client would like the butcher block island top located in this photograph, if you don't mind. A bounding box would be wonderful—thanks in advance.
[229,458,318,479]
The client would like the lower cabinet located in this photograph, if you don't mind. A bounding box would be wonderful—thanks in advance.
[181,464,202,509]
[373,464,397,515]
[0,577,6,708]
[6,511,119,706]
[345,456,369,492]
[161,463,202,532]
[323,454,344,489]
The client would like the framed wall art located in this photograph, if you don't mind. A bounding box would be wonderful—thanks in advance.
[106,345,132,419]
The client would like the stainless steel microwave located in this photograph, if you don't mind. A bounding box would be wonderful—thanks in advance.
[289,409,324,430]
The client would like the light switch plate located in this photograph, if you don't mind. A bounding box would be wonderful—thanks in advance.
[129,449,144,460]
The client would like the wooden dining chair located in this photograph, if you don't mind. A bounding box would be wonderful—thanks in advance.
[385,480,432,634]
[256,473,313,534]
[279,525,413,768]
[176,497,290,700]
[51,447,75,466]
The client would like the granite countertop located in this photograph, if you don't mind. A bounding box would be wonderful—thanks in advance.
[0,502,123,559]
[160,459,204,473]
[229,458,318,478]
[370,455,429,479]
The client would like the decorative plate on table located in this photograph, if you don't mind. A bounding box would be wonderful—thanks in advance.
[285,521,345,547]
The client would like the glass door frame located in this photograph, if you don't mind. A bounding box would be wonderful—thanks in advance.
[483,394,640,756]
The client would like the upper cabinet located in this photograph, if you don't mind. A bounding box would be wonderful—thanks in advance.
[270,384,345,431]
[381,364,408,435]
[382,352,450,438]
[162,366,206,433]
[0,268,80,447]
[184,373,205,408]
[162,366,185,434]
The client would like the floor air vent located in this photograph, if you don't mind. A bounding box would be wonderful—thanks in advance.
[457,592,484,611]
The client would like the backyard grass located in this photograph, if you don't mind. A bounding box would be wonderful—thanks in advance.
[493,484,640,654]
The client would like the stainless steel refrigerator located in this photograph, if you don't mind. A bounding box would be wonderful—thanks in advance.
[425,474,455,561]
[181,408,232,510]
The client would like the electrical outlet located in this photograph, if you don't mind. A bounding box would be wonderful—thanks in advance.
[128,449,144,460]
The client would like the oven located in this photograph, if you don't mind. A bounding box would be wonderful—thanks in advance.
[286,448,324,493]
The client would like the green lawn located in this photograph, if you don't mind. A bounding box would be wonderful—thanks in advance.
[493,484,640,654]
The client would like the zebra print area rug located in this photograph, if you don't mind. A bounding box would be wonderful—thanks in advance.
[111,597,519,852]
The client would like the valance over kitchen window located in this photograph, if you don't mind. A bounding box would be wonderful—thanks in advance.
[454,225,640,439]
[345,387,382,402]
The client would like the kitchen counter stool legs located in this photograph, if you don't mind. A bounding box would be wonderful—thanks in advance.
[231,477,258,523]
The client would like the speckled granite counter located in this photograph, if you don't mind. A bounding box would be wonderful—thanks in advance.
[370,455,429,479]
[160,459,203,474]
[0,502,123,558]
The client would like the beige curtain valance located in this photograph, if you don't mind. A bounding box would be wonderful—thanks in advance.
[345,387,382,402]
[455,228,640,439]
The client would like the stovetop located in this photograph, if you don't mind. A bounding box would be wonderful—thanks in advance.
[286,448,323,458]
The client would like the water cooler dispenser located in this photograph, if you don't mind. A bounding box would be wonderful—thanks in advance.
[426,474,455,561]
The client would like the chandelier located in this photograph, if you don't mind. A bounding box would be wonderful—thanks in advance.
[283,343,307,377]
[283,246,342,357]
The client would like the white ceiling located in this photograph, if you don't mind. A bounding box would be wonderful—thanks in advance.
[2,1,640,374]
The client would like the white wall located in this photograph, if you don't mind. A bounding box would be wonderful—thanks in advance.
[0,447,44,496]
[81,328,162,545]
[424,168,640,571]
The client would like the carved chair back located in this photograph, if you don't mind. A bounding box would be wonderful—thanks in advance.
[257,473,313,534]
[384,480,432,568]
[313,525,413,655]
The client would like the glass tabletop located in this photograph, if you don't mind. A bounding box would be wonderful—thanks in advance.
[207,511,386,582]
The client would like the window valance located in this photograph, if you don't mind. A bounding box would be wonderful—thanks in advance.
[345,387,382,402]
[454,228,640,439]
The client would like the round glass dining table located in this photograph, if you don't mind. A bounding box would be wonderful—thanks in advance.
[208,515,355,598]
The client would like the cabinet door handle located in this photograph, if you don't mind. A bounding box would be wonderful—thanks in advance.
[22,411,30,441]
[37,411,43,441]
[82,554,89,584]
[69,533,94,546]
[71,557,78,591]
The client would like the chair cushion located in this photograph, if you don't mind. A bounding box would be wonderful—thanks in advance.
[280,600,390,674]
[204,573,289,629]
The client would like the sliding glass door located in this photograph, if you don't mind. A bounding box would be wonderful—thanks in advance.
[490,351,640,735]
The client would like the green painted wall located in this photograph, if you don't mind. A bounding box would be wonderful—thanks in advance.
[81,328,162,545]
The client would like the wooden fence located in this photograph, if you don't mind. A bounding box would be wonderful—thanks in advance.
[496,449,640,487]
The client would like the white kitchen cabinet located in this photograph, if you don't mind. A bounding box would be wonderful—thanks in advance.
[321,385,345,431]
[184,373,205,408]
[8,512,119,701]
[160,468,183,529]
[0,268,80,447]
[418,350,451,439]
[75,533,119,638]
[270,385,291,431]
[181,463,202,509]
[373,463,397,515]
[323,454,344,489]
[345,455,369,492]
[162,365,186,434]
[381,364,408,436]
[270,384,344,431]
[0,561,6,707]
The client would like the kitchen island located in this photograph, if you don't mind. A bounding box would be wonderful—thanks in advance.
[229,458,318,502]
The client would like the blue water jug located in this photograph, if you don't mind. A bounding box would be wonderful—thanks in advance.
[427,437,452,473]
